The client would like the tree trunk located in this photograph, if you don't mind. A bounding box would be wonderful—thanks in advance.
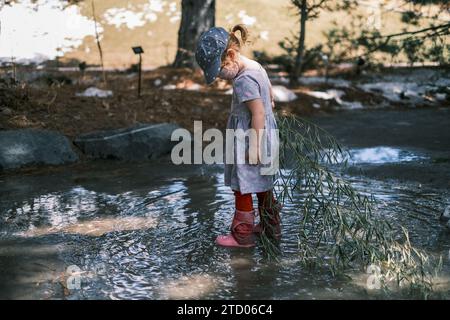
[173,0,215,68]
[291,0,307,85]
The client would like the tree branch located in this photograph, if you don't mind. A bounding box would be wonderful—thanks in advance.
[365,22,450,41]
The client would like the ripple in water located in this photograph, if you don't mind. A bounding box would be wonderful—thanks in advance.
[0,163,448,299]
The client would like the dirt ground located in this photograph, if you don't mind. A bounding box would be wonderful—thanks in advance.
[1,66,449,191]
[2,66,445,139]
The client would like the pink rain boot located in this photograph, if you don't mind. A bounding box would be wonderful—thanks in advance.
[254,199,282,240]
[216,209,255,248]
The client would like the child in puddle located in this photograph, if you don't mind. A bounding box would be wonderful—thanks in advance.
[195,24,282,248]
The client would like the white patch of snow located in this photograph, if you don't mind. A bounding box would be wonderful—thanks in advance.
[76,87,113,98]
[185,83,203,91]
[163,1,180,23]
[358,82,424,102]
[162,82,202,91]
[306,89,364,110]
[146,0,165,13]
[154,79,162,87]
[0,0,99,64]
[145,12,159,23]
[306,90,345,100]
[313,103,321,109]
[272,76,290,85]
[299,77,351,88]
[238,10,257,26]
[272,86,297,102]
[169,14,181,24]
[103,8,147,29]
[338,101,364,110]
[103,1,168,28]
[260,31,269,41]
[225,14,234,24]
[169,2,177,13]
[358,74,450,105]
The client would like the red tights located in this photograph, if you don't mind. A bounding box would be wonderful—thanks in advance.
[233,190,276,211]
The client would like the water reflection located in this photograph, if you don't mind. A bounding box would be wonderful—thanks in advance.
[348,147,426,164]
[20,216,158,237]
[159,274,220,300]
[0,161,448,299]
[322,147,427,165]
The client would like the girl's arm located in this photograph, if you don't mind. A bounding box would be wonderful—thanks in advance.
[263,68,275,109]
[270,86,275,109]
[246,98,265,164]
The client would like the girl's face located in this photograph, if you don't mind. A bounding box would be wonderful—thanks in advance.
[218,49,240,80]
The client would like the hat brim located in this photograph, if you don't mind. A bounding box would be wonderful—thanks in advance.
[204,55,222,85]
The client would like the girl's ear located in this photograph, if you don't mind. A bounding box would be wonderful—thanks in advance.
[226,48,237,60]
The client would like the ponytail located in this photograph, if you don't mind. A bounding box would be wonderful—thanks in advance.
[226,24,249,51]
[231,24,249,47]
[221,24,250,67]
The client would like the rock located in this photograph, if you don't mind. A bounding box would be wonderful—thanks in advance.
[272,85,297,102]
[338,101,364,110]
[440,205,450,222]
[74,123,180,161]
[75,87,113,98]
[1,107,13,116]
[0,129,78,170]
[298,76,351,88]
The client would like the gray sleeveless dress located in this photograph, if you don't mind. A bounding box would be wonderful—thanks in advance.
[224,66,279,194]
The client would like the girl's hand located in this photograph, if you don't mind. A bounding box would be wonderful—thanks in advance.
[246,149,260,165]
[245,98,265,166]
[270,86,275,109]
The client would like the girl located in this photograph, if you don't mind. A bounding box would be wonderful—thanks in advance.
[195,24,281,248]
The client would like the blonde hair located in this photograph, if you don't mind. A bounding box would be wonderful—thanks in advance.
[221,24,249,66]
[228,24,249,50]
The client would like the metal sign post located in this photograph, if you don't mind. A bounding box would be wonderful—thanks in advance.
[132,46,144,98]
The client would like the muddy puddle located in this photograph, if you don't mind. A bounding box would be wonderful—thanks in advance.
[0,150,449,299]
